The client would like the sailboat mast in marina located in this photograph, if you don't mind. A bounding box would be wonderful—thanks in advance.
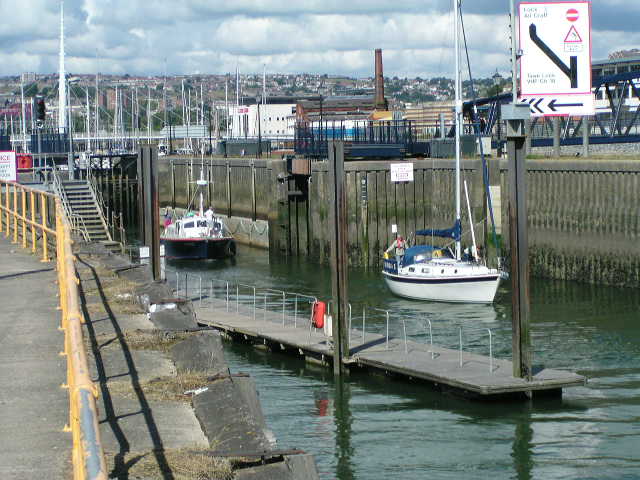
[381,0,501,304]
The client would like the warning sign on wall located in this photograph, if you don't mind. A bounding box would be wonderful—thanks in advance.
[0,151,17,182]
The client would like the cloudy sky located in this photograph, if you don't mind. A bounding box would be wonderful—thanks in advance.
[0,0,638,79]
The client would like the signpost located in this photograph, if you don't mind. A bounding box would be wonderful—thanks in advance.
[0,151,17,182]
[519,1,593,117]
[390,162,414,183]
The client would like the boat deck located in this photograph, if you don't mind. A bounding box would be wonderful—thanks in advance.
[194,299,585,400]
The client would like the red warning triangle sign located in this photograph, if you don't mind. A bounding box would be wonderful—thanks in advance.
[564,25,582,43]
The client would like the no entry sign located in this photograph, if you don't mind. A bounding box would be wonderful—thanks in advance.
[519,1,593,117]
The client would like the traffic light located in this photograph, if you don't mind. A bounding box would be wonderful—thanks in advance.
[35,95,46,122]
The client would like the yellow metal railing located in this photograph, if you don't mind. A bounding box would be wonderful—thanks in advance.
[0,180,107,480]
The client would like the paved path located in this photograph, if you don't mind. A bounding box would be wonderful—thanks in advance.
[0,237,70,479]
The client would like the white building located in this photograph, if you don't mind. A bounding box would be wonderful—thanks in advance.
[228,102,296,139]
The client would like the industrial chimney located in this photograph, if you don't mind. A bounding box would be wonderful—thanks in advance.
[374,49,388,111]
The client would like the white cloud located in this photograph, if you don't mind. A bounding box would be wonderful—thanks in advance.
[0,0,637,78]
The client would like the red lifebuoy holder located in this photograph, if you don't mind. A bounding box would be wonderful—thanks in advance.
[312,301,325,329]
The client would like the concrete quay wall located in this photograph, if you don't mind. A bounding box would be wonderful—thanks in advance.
[76,243,319,479]
[159,156,640,288]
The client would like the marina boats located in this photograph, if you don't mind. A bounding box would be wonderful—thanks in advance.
[161,171,236,260]
[382,0,501,303]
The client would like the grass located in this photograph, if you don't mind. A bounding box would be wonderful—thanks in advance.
[107,370,219,403]
[106,446,233,480]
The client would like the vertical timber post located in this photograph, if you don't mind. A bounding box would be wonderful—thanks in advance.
[328,140,349,376]
[552,117,561,158]
[582,115,590,158]
[502,103,532,381]
[141,146,160,280]
[137,148,146,243]
[150,149,160,281]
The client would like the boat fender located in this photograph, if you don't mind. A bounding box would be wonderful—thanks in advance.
[312,301,326,329]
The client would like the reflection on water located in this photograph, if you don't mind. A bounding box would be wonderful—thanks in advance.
[169,245,640,480]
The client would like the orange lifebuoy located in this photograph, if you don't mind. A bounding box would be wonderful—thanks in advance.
[312,301,325,329]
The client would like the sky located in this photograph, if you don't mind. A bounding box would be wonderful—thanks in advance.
[0,0,638,79]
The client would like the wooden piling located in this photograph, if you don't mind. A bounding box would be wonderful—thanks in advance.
[506,120,532,381]
[328,141,349,375]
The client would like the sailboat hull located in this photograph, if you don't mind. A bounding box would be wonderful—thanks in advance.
[382,271,500,303]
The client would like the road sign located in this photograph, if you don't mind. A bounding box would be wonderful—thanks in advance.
[390,163,413,182]
[519,1,593,117]
[0,151,17,182]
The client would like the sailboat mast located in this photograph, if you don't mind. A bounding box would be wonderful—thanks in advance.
[58,0,67,133]
[454,0,461,260]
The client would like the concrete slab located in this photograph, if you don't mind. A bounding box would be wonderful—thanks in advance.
[171,331,229,375]
[235,454,320,480]
[193,377,273,452]
[98,397,208,454]
[0,238,71,479]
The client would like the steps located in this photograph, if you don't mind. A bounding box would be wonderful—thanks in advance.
[60,181,113,244]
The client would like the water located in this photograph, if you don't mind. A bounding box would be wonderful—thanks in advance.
[168,245,640,480]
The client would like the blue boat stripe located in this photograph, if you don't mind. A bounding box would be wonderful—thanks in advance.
[383,272,499,284]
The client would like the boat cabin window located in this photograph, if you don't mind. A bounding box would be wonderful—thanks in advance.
[197,220,207,228]
[422,268,430,274]
[441,269,445,274]
[183,222,194,229]
[408,267,415,273]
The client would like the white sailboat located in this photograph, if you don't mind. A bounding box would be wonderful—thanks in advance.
[382,0,501,304]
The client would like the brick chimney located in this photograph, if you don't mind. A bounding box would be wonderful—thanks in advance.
[374,48,388,110]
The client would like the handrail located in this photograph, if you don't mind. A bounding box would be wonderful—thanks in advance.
[51,168,90,242]
[0,179,107,480]
[85,173,113,242]
[56,199,108,479]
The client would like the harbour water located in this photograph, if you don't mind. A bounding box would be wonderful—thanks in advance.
[169,245,640,480]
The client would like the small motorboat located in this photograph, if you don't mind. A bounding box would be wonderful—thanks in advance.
[161,170,236,260]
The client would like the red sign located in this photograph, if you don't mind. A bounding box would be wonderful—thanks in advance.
[566,8,579,22]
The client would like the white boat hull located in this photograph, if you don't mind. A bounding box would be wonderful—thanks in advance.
[383,271,500,303]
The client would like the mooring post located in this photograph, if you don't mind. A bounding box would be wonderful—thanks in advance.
[141,146,160,280]
[136,147,146,243]
[553,117,561,158]
[328,140,349,375]
[502,103,532,381]
[582,115,590,158]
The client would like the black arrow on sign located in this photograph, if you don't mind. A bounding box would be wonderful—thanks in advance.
[533,99,544,113]
[548,99,584,112]
[530,24,578,89]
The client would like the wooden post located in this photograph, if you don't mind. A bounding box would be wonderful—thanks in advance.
[328,140,349,376]
[502,103,532,381]
[251,161,256,222]
[582,115,590,158]
[141,147,160,280]
[171,160,176,208]
[137,148,146,243]
[553,117,561,158]
[226,160,232,218]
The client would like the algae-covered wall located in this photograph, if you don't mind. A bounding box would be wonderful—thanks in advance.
[157,155,640,288]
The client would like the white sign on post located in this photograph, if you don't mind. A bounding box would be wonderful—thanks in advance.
[519,1,594,117]
[390,162,414,183]
[0,151,17,182]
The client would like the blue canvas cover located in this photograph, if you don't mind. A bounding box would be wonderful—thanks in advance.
[415,219,461,241]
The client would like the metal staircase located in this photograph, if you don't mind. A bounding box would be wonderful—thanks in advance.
[52,169,122,252]
[61,181,112,242]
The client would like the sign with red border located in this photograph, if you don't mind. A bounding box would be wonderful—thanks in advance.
[519,1,593,117]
